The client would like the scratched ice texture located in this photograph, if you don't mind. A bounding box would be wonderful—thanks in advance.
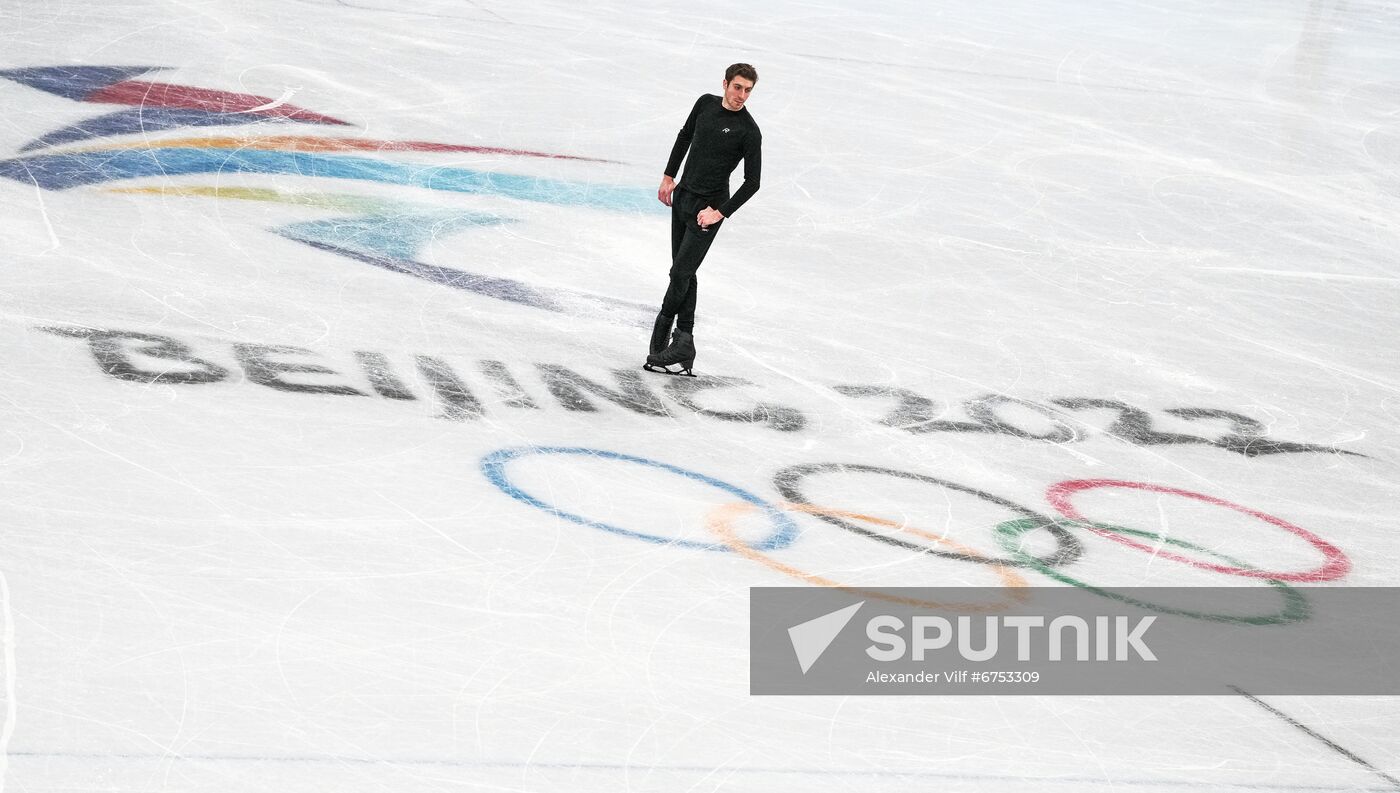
[0,0,1397,791]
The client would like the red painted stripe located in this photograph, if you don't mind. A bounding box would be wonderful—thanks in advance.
[1045,479,1351,582]
[79,134,619,163]
[85,80,351,125]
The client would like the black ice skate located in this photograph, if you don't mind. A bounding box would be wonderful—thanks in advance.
[643,330,697,377]
[649,312,675,356]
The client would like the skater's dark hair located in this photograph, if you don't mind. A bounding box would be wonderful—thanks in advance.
[725,63,758,84]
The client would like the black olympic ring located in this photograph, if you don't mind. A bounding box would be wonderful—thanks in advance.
[773,462,1083,569]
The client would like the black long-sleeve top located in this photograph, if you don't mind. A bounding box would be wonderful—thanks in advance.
[664,94,762,218]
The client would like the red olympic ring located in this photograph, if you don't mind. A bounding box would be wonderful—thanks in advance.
[1045,479,1350,582]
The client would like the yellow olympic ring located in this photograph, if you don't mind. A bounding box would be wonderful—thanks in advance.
[706,501,1029,611]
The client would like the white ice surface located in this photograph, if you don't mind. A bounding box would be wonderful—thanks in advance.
[1,0,1399,791]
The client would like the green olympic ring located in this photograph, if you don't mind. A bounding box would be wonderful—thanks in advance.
[993,518,1310,625]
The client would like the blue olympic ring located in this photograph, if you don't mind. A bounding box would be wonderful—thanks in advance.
[479,446,800,552]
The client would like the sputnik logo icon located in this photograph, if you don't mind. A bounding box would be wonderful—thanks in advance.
[788,601,864,674]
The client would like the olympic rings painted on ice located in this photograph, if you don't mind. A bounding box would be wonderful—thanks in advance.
[479,446,800,552]
[994,518,1311,625]
[774,463,1083,569]
[1045,479,1350,582]
[479,448,1349,619]
[706,501,1030,611]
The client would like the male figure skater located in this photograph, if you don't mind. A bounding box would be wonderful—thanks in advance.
[645,63,762,376]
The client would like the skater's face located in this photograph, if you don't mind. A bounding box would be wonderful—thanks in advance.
[722,76,754,111]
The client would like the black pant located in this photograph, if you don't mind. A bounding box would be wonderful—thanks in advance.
[660,187,724,334]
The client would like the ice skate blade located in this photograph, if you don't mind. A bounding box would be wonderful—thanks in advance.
[642,362,697,377]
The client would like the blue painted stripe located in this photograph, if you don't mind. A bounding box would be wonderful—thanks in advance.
[290,237,654,324]
[278,210,511,261]
[290,238,569,314]
[0,147,662,213]
[480,446,801,552]
[0,65,160,100]
[18,109,298,151]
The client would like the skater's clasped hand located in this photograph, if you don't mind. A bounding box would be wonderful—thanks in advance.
[697,207,724,229]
